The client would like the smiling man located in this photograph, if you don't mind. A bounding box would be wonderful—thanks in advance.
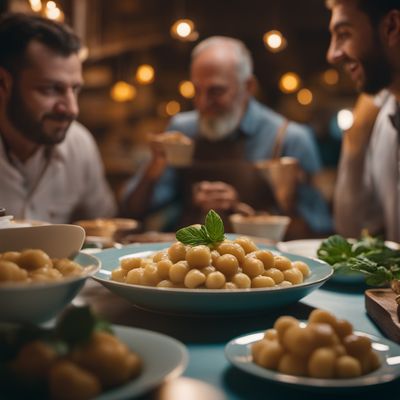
[0,13,116,223]
[326,0,400,240]
[123,36,332,237]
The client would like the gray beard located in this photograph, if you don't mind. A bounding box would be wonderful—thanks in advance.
[199,109,242,141]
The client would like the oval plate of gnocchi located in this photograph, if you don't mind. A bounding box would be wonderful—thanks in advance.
[225,325,400,391]
[93,237,333,315]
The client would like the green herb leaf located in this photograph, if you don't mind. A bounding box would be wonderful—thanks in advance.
[176,210,226,246]
[205,210,225,242]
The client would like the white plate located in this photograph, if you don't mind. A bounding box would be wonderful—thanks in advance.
[97,325,188,399]
[93,242,333,314]
[277,239,365,284]
[225,330,400,391]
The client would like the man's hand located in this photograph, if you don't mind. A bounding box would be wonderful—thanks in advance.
[192,181,239,212]
[145,134,168,180]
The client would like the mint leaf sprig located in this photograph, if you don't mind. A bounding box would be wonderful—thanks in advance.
[176,210,225,246]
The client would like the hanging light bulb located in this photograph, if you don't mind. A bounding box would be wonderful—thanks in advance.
[44,1,64,21]
[170,19,199,41]
[110,81,137,102]
[263,30,287,53]
[136,64,155,85]
[179,80,195,99]
[279,72,301,93]
[297,88,313,105]
[29,0,42,12]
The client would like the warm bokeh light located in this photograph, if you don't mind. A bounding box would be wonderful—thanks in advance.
[165,100,181,116]
[78,46,89,62]
[263,30,287,53]
[136,64,155,85]
[110,81,137,102]
[170,19,198,41]
[297,88,313,105]
[179,80,195,99]
[337,109,354,131]
[279,72,301,93]
[29,0,42,12]
[323,68,339,85]
[44,1,64,21]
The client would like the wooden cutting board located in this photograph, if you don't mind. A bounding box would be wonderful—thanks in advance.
[365,288,400,343]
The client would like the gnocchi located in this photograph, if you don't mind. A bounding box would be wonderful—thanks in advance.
[111,236,311,290]
[0,249,84,284]
[251,309,381,378]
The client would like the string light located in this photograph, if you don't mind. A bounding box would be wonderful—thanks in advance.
[263,30,287,53]
[29,0,42,12]
[165,100,181,116]
[279,72,301,93]
[136,64,155,85]
[297,88,313,105]
[337,109,354,131]
[170,19,198,41]
[179,80,195,99]
[323,69,339,85]
[110,81,137,102]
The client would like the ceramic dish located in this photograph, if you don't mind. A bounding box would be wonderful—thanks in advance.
[276,239,365,284]
[97,325,188,400]
[93,242,333,314]
[225,330,400,391]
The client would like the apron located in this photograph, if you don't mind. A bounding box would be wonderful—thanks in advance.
[176,132,278,231]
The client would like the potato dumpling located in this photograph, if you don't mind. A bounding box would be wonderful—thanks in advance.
[264,328,278,341]
[1,251,20,263]
[274,316,299,342]
[263,268,284,284]
[167,242,186,263]
[126,268,144,285]
[342,334,372,358]
[53,259,83,277]
[120,257,142,271]
[308,347,337,378]
[255,250,275,269]
[282,325,315,357]
[273,256,292,271]
[110,268,126,283]
[0,260,28,282]
[169,261,190,283]
[205,271,226,289]
[49,360,101,400]
[71,332,140,388]
[215,254,239,277]
[216,242,245,265]
[231,272,251,288]
[184,269,206,288]
[12,340,57,380]
[234,237,258,254]
[335,355,362,378]
[256,340,285,369]
[18,249,53,270]
[283,268,304,285]
[308,309,337,327]
[251,276,275,288]
[292,261,311,277]
[278,353,308,376]
[186,245,211,268]
[242,257,264,278]
[156,259,173,280]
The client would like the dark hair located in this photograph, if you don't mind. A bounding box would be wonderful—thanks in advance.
[326,0,400,26]
[0,12,81,74]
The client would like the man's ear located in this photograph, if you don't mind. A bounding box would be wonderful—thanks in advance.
[0,67,12,96]
[382,9,400,47]
[245,75,257,95]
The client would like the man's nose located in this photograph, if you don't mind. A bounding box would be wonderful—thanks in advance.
[326,39,343,65]
[55,90,79,117]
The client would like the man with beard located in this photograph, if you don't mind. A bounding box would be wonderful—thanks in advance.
[123,36,332,236]
[0,13,116,223]
[326,0,400,241]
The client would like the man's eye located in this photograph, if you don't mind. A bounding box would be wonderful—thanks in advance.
[336,31,350,41]
[209,88,225,97]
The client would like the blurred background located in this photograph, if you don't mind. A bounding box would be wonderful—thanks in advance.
[2,0,358,206]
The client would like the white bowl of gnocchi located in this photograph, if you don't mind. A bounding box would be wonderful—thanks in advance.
[0,224,100,323]
[93,235,333,314]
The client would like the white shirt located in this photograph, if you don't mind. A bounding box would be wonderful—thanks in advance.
[335,94,400,241]
[0,121,117,223]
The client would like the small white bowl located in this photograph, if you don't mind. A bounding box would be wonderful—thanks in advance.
[0,224,100,323]
[229,214,291,242]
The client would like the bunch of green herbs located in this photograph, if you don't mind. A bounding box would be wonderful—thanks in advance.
[317,234,400,286]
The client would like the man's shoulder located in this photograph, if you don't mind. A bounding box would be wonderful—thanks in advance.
[168,111,198,136]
